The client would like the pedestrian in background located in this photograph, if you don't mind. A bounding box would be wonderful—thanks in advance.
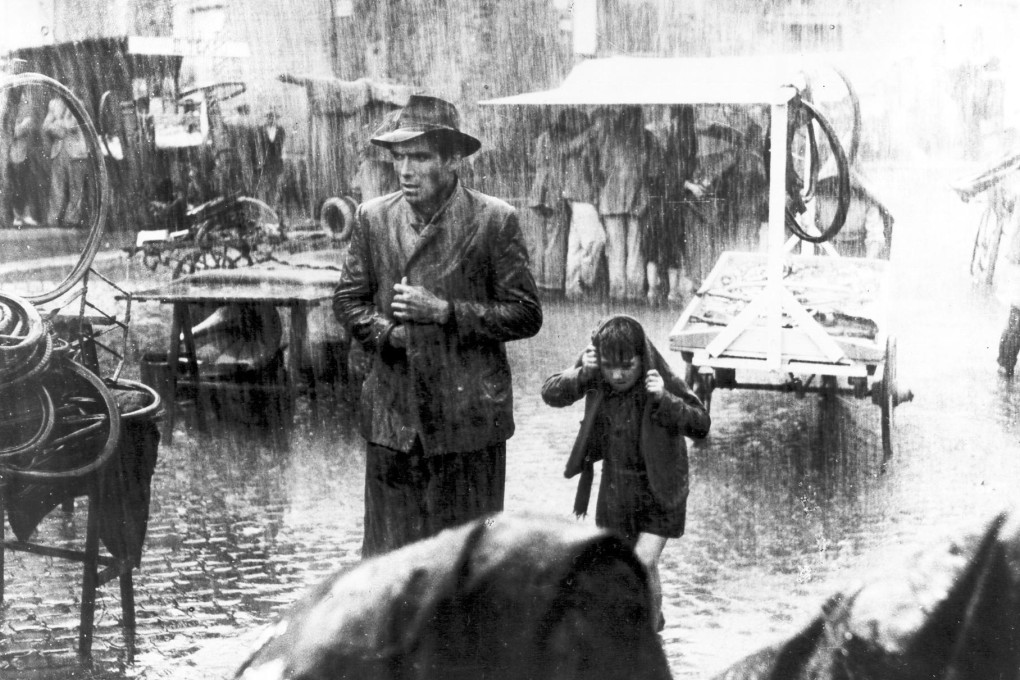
[529,108,603,297]
[255,109,286,208]
[0,87,17,228]
[352,109,400,203]
[333,94,543,557]
[42,95,89,228]
[5,88,43,227]
[816,171,893,260]
[596,107,665,301]
[648,105,698,305]
[541,315,710,630]
[997,190,1020,377]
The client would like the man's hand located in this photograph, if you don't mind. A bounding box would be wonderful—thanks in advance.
[645,369,665,400]
[389,324,407,349]
[392,277,451,324]
[579,343,599,379]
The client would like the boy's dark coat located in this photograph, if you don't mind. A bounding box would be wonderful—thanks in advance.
[544,316,710,516]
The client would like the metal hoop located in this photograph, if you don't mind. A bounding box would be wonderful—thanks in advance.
[0,73,110,303]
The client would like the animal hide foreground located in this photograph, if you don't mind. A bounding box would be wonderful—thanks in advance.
[234,513,672,680]
[713,508,1020,680]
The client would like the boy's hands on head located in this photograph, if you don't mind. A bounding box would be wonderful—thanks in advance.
[645,369,665,400]
[580,343,599,379]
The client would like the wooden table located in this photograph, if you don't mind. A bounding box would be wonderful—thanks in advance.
[127,266,338,440]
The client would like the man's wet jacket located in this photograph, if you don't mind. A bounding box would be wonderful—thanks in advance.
[333,182,542,455]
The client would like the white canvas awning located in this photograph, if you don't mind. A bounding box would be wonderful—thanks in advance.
[479,55,860,107]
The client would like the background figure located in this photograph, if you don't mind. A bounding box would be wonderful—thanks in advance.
[596,107,665,301]
[352,147,399,202]
[529,109,602,296]
[222,104,260,195]
[815,171,894,259]
[0,87,15,227]
[564,202,608,299]
[42,95,89,228]
[723,120,769,253]
[6,88,43,227]
[650,105,698,305]
[255,110,286,207]
[353,108,400,203]
[997,189,1020,376]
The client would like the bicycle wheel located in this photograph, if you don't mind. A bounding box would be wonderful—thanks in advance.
[0,73,110,303]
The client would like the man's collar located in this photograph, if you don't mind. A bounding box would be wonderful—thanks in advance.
[406,179,460,228]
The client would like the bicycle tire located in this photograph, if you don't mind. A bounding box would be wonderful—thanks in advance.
[784,98,850,244]
[0,73,110,303]
[106,378,163,422]
[5,358,122,482]
[0,383,56,461]
[0,292,45,356]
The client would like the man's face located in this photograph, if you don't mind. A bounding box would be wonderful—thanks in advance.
[389,137,458,211]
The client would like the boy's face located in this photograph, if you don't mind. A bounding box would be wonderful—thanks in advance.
[600,353,642,393]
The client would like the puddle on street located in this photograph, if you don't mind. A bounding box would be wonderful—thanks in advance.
[3,165,1020,680]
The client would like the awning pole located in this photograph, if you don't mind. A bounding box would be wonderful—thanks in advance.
[766,98,789,372]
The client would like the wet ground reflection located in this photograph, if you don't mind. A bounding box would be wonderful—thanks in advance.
[2,161,1019,679]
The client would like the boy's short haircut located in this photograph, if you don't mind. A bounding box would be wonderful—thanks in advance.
[592,317,645,364]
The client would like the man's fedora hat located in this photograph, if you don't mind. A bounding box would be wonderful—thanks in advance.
[371,94,481,157]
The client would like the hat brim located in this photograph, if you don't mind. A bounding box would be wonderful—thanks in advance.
[371,128,481,157]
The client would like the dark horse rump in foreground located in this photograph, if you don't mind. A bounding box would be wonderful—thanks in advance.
[234,514,671,680]
[715,509,1020,680]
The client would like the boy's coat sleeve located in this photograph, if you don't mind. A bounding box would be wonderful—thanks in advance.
[540,354,588,408]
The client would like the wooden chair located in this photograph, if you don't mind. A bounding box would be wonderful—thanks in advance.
[0,359,159,664]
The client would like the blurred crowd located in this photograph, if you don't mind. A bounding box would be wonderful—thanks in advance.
[523,104,892,305]
[0,87,94,230]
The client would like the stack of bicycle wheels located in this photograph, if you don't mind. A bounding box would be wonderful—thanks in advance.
[0,72,165,508]
[0,291,123,484]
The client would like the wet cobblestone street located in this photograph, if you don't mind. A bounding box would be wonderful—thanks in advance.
[2,161,1020,679]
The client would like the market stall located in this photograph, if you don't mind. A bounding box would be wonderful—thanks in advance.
[483,55,912,463]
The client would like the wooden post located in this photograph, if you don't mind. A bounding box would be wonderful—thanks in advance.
[766,97,789,373]
[78,478,101,665]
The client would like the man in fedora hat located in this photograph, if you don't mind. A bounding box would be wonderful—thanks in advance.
[333,94,542,557]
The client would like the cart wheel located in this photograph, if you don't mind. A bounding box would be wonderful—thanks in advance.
[236,196,283,238]
[880,335,898,464]
[172,249,236,278]
[203,243,251,269]
[237,197,284,263]
[194,216,259,270]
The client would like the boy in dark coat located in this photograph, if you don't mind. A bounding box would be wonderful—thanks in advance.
[541,315,710,629]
